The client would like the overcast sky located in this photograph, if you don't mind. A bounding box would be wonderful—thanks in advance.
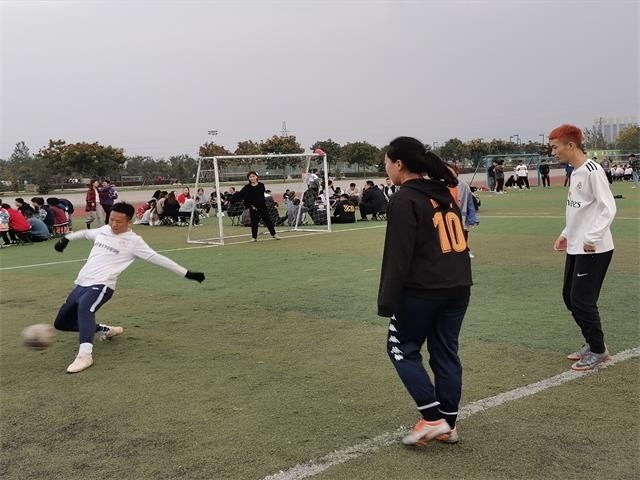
[1,0,638,159]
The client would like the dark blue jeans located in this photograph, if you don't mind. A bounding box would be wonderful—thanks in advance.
[54,285,114,344]
[387,294,469,427]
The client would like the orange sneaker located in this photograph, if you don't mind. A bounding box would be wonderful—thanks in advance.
[402,419,451,446]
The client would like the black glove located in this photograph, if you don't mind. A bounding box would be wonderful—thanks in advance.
[185,271,205,283]
[54,237,69,252]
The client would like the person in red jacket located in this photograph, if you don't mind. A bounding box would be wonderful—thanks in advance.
[1,203,31,243]
[47,198,69,226]
[85,179,103,229]
[177,187,192,205]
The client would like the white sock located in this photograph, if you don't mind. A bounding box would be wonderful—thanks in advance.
[79,343,93,355]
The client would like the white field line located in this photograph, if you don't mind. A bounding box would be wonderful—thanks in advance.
[262,347,640,480]
[481,215,638,220]
[0,225,386,271]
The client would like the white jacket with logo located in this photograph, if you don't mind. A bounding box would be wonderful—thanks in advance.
[560,159,616,255]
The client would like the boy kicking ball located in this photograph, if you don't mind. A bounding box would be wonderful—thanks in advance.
[53,202,205,373]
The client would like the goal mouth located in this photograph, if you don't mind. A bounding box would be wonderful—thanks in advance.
[186,153,332,245]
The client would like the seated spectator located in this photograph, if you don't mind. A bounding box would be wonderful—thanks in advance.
[302,185,318,211]
[24,207,50,242]
[2,203,31,243]
[155,191,168,218]
[31,197,54,227]
[331,194,356,223]
[178,198,199,225]
[358,180,387,221]
[14,198,31,217]
[614,165,624,181]
[345,182,360,204]
[162,191,180,223]
[177,187,191,204]
[311,197,328,225]
[287,198,307,227]
[0,202,10,245]
[624,165,633,181]
[505,175,518,189]
[46,197,69,227]
[196,187,211,215]
[264,195,286,226]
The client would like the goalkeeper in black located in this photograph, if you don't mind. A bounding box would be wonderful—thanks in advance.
[233,171,280,242]
[378,137,472,447]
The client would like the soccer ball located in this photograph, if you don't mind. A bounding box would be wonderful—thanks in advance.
[22,324,55,350]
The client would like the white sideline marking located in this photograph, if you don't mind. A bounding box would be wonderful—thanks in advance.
[262,347,639,480]
[0,225,386,271]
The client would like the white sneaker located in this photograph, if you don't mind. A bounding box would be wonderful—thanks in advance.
[468,252,475,259]
[250,238,257,242]
[271,234,281,240]
[66,353,94,373]
[99,325,124,341]
[402,419,451,445]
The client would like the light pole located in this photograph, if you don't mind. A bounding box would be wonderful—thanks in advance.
[510,134,520,145]
[539,133,545,145]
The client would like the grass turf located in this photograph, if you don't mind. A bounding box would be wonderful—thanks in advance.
[0,182,638,479]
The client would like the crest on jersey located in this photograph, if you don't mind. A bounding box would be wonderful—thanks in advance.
[576,181,582,190]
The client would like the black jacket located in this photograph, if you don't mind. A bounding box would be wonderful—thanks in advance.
[377,178,472,317]
[361,186,387,212]
[235,182,268,210]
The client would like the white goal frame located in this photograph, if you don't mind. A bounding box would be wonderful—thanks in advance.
[187,152,331,245]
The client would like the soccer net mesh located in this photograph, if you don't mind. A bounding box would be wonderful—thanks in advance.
[186,153,331,245]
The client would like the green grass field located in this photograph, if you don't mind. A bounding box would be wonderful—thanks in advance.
[1,183,639,480]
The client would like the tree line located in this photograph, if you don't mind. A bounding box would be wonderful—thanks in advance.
[2,125,638,193]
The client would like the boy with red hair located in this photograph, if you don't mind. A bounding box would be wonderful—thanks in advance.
[549,124,616,371]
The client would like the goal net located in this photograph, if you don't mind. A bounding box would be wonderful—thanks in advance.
[186,152,331,245]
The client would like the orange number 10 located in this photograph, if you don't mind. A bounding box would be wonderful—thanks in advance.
[433,211,467,253]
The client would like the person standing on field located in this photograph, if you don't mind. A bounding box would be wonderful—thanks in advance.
[85,179,103,228]
[378,136,472,447]
[232,171,280,242]
[550,124,616,371]
[53,202,205,374]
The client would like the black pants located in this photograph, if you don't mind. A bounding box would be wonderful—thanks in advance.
[101,204,112,222]
[387,294,469,429]
[541,174,550,187]
[562,251,613,354]
[54,285,114,344]
[517,176,530,189]
[495,178,504,192]
[249,205,276,239]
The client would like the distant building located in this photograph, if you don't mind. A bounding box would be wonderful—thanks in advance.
[592,116,637,144]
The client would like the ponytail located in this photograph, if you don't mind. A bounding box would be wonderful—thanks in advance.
[386,137,458,187]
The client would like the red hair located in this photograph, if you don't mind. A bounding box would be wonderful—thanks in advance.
[549,124,583,146]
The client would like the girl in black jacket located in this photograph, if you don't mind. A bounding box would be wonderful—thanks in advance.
[379,136,472,447]
[234,172,280,242]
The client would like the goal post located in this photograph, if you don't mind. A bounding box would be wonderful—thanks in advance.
[187,152,331,245]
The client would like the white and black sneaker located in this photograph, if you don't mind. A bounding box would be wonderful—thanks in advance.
[97,324,124,341]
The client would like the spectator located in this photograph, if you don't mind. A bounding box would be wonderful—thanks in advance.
[0,201,9,246]
[515,160,530,189]
[99,179,118,222]
[24,207,50,242]
[31,197,54,227]
[630,154,639,188]
[384,177,397,200]
[286,198,307,227]
[487,160,496,192]
[155,191,168,218]
[232,171,279,241]
[85,179,103,229]
[2,203,31,243]
[614,164,624,181]
[177,187,191,205]
[623,164,633,181]
[178,198,199,225]
[495,160,505,194]
[14,198,31,217]
[539,159,551,188]
[331,193,356,223]
[163,191,180,223]
[601,158,613,184]
[359,180,387,221]
[47,198,69,227]
[345,182,360,203]
[564,163,574,187]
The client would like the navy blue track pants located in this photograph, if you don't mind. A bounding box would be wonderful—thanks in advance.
[387,294,469,427]
[54,285,114,344]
